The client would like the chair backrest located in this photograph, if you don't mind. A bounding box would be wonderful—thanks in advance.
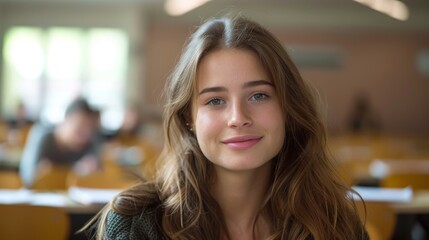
[68,166,137,189]
[0,170,22,189]
[336,161,357,187]
[0,204,70,240]
[356,201,396,240]
[32,166,71,191]
[364,221,383,240]
[381,173,429,190]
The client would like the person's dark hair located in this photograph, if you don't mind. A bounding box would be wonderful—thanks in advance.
[65,98,97,117]
[90,16,366,240]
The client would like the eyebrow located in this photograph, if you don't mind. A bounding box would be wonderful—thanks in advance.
[243,80,273,89]
[199,86,227,96]
[199,80,273,96]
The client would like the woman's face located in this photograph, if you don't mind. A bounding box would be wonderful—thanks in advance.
[193,48,285,172]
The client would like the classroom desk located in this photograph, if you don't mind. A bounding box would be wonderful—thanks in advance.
[0,144,21,171]
[3,188,429,214]
[0,188,118,240]
[3,188,429,239]
[0,188,116,212]
[393,191,429,214]
[386,190,429,239]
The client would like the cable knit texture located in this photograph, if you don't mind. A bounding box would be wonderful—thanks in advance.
[104,207,368,240]
[105,208,162,240]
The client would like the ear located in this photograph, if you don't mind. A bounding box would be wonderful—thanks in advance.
[182,108,196,134]
[181,102,193,122]
[180,111,193,127]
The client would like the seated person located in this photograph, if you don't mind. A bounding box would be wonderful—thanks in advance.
[5,101,34,147]
[19,98,101,188]
[6,101,34,129]
[347,94,382,134]
[100,104,145,144]
[103,104,160,179]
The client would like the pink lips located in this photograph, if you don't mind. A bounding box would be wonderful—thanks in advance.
[222,136,262,149]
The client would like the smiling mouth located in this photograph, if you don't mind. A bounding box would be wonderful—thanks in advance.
[222,136,263,149]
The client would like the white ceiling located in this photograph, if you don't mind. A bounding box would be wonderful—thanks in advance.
[0,0,428,32]
[150,0,429,32]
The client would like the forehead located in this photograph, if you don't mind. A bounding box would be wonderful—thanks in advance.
[196,48,270,89]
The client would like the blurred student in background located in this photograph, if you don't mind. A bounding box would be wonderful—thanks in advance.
[347,93,382,134]
[6,101,34,129]
[4,101,35,147]
[103,103,159,180]
[19,97,101,188]
[110,104,144,146]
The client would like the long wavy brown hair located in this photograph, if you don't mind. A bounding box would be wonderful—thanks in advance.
[93,16,365,240]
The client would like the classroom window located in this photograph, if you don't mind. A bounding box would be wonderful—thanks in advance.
[2,26,129,130]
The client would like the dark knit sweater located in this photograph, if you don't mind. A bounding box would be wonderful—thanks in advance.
[105,209,369,240]
[106,209,163,240]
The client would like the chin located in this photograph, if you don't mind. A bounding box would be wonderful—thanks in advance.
[215,158,272,172]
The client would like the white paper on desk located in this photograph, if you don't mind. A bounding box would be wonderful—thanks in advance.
[351,186,413,202]
[0,190,69,206]
[68,187,121,205]
[0,189,32,204]
[30,192,69,207]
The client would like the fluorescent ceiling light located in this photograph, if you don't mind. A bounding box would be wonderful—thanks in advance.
[353,0,409,21]
[165,0,211,16]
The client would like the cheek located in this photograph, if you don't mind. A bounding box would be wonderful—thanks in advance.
[256,105,286,140]
[194,110,222,146]
[255,101,283,122]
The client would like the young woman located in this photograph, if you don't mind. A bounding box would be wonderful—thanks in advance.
[91,16,367,240]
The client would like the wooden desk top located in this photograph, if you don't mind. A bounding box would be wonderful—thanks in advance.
[2,188,429,215]
[392,190,429,214]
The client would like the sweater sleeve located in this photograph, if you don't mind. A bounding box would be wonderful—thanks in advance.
[19,123,52,188]
[105,210,161,240]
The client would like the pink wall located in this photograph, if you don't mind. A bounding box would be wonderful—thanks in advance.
[145,23,429,136]
[145,23,191,105]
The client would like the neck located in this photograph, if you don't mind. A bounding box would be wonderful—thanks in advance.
[211,162,272,239]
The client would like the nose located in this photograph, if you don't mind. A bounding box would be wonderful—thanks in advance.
[227,101,252,128]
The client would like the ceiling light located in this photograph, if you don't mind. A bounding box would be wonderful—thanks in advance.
[165,0,211,16]
[353,0,409,21]
[388,0,409,21]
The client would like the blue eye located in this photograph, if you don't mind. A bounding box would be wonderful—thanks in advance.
[250,93,268,101]
[206,98,225,106]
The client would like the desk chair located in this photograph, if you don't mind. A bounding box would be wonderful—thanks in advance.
[103,138,160,181]
[336,161,357,187]
[365,222,382,240]
[32,166,71,191]
[0,204,70,240]
[0,170,22,189]
[381,173,429,190]
[68,164,137,189]
[356,201,396,240]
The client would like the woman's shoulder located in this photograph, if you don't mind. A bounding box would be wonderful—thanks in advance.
[105,205,163,240]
